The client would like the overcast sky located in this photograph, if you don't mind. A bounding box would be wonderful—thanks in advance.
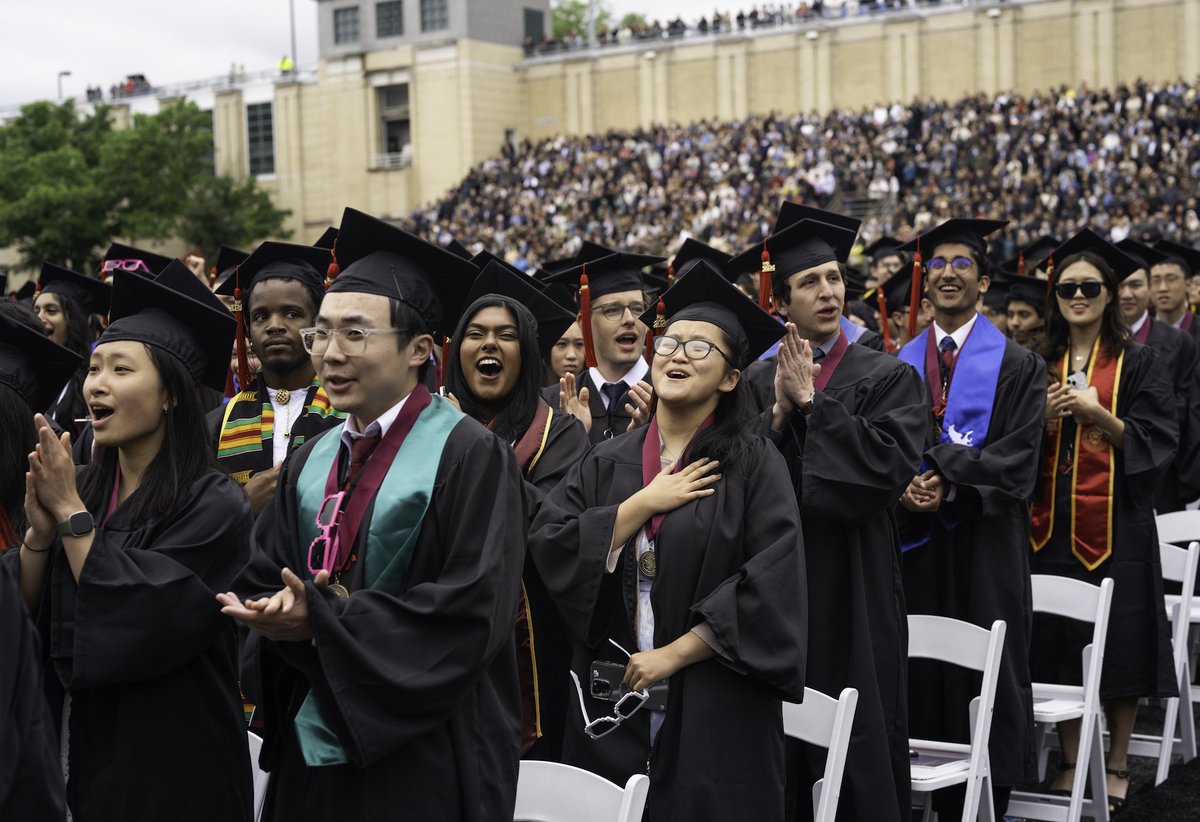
[1,0,704,109]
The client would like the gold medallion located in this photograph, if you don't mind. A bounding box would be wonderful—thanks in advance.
[275,388,291,405]
[1083,426,1107,453]
[328,583,350,598]
[638,548,657,578]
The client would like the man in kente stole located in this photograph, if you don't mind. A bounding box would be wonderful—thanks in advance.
[210,241,345,515]
[896,218,1044,817]
[741,207,928,822]
[220,207,527,821]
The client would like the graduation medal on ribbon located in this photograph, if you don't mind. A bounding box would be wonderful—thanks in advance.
[638,543,657,578]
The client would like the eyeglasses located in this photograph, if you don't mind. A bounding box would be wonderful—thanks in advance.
[569,639,648,740]
[652,335,731,362]
[593,301,647,321]
[101,259,151,275]
[299,327,408,355]
[307,491,347,576]
[1054,281,1105,300]
[925,256,975,274]
[1150,274,1184,287]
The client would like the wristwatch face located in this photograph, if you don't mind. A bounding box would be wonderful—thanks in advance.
[60,511,95,537]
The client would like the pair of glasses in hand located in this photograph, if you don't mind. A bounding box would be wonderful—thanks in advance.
[306,491,347,576]
[570,639,648,740]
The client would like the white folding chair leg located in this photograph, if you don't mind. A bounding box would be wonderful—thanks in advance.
[1086,714,1110,822]
[1182,654,1198,762]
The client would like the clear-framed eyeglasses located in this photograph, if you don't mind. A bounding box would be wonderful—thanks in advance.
[652,335,732,363]
[299,327,408,356]
[569,639,648,740]
[594,301,648,321]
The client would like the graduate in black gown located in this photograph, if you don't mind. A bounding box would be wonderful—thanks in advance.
[1029,231,1178,812]
[34,262,110,434]
[1151,240,1200,343]
[1116,239,1200,513]
[741,211,927,822]
[445,255,590,761]
[894,219,1043,815]
[9,260,254,822]
[221,207,527,822]
[531,260,806,821]
[541,250,665,444]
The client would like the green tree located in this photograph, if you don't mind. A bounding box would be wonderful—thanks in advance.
[619,13,648,29]
[179,174,292,261]
[551,0,612,40]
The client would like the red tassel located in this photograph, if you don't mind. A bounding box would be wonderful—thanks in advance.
[232,265,252,390]
[209,265,218,288]
[325,239,340,289]
[438,336,450,391]
[1044,254,1055,302]
[1017,253,1026,277]
[875,289,893,352]
[646,296,667,361]
[907,244,922,340]
[224,368,236,399]
[34,282,43,295]
[667,264,675,288]
[580,264,597,369]
[758,240,774,312]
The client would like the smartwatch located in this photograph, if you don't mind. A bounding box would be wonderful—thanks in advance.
[56,511,95,539]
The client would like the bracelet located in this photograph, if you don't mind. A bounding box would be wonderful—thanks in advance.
[21,541,50,553]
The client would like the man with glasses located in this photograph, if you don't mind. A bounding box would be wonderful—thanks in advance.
[741,211,927,822]
[542,250,664,445]
[895,219,1044,818]
[1151,240,1200,343]
[220,207,527,821]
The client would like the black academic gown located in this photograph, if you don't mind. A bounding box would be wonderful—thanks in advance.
[855,326,886,351]
[235,417,526,822]
[541,368,642,446]
[898,336,1043,790]
[6,470,254,822]
[1141,318,1200,512]
[1030,343,1178,700]
[0,556,64,819]
[746,344,927,822]
[529,430,807,822]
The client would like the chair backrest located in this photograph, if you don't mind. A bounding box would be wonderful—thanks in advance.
[1154,511,1200,545]
[247,731,270,822]
[514,761,649,822]
[1159,541,1199,669]
[1030,575,1115,704]
[783,687,859,822]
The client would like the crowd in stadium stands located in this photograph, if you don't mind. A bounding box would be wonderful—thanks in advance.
[412,78,1200,270]
[526,0,969,55]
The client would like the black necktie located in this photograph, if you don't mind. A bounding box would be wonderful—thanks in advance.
[938,336,957,390]
[600,381,627,411]
[812,347,826,363]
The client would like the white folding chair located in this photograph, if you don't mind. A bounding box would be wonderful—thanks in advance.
[783,687,859,822]
[1008,576,1114,822]
[1124,541,1199,784]
[907,615,1006,822]
[1155,512,1200,705]
[247,731,270,822]
[513,761,649,822]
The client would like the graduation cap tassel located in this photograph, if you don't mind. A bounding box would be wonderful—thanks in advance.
[907,244,922,340]
[667,264,676,288]
[209,265,218,288]
[324,239,340,290]
[438,336,451,392]
[579,264,597,369]
[1044,254,1055,303]
[875,289,892,353]
[758,240,775,312]
[1017,253,1026,277]
[645,296,667,361]
[224,368,237,400]
[231,266,252,391]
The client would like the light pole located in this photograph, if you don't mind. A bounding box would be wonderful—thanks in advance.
[288,0,298,72]
[57,70,72,101]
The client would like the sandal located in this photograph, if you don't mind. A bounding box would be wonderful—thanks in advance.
[1048,760,1075,797]
[1106,767,1130,815]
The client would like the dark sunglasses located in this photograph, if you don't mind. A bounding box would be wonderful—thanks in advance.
[1055,281,1105,300]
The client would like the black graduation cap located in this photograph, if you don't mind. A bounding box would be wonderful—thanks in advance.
[773,202,862,238]
[1115,239,1168,273]
[211,246,250,291]
[463,260,576,357]
[101,260,236,392]
[843,268,870,303]
[875,269,914,315]
[727,218,859,311]
[214,242,329,298]
[544,251,666,300]
[1048,229,1141,284]
[638,259,783,368]
[0,310,83,410]
[670,238,732,277]
[12,281,37,304]
[982,270,1009,311]
[102,242,172,280]
[446,238,472,260]
[38,262,111,316]
[864,237,904,263]
[1154,240,1200,278]
[899,219,1009,260]
[1006,272,1046,312]
[313,227,339,250]
[469,249,529,281]
[325,207,479,337]
[1003,236,1059,276]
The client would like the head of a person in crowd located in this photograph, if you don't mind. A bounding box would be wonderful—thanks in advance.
[313,208,478,428]
[78,261,233,522]
[446,260,573,443]
[1115,240,1168,327]
[864,237,904,288]
[900,219,1007,328]
[1041,230,1138,361]
[34,263,109,355]
[1151,241,1200,321]
[979,275,1009,334]
[549,321,585,381]
[215,241,328,390]
[1004,274,1047,349]
[638,260,783,472]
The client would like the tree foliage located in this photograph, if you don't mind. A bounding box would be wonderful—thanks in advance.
[551,0,612,40]
[0,99,290,274]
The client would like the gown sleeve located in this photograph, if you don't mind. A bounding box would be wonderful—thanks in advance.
[524,412,591,514]
[1120,345,1179,505]
[924,349,1047,518]
[60,472,252,689]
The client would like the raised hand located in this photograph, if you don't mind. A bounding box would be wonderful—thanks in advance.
[624,380,654,432]
[560,372,592,433]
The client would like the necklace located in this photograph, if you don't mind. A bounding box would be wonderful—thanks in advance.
[274,389,294,438]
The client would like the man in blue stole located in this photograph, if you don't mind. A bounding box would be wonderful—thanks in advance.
[895,219,1046,817]
[220,207,527,822]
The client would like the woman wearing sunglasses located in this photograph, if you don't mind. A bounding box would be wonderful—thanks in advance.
[1029,230,1178,812]
[530,260,806,821]
[10,262,254,821]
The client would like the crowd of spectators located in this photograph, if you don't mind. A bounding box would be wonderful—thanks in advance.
[411,78,1200,271]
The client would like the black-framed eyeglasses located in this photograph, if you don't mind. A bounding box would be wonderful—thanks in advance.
[925,256,975,274]
[594,301,648,321]
[1055,281,1105,300]
[299,327,409,355]
[652,335,731,363]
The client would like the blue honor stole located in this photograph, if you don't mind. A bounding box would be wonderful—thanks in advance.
[897,317,1006,551]
[291,395,464,766]
[839,314,868,344]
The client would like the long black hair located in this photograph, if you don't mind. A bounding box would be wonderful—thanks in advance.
[39,291,93,426]
[444,295,543,444]
[78,344,221,523]
[1038,251,1131,363]
[0,385,36,546]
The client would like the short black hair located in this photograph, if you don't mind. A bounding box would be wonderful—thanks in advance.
[389,298,429,382]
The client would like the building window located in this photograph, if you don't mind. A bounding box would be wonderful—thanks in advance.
[247,102,275,176]
[334,7,361,44]
[200,109,215,175]
[420,0,448,32]
[376,1,404,37]
[523,8,544,43]
[375,84,411,168]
